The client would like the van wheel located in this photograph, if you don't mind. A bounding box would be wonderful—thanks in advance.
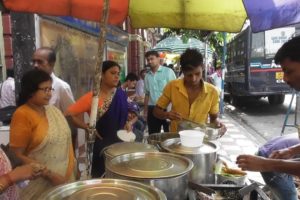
[224,95,231,102]
[268,95,285,105]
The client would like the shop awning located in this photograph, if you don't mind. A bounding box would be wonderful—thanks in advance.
[128,0,247,33]
[1,0,246,33]
[3,0,300,33]
[243,0,300,32]
[2,0,129,25]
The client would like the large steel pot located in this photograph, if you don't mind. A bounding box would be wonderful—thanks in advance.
[105,152,193,200]
[38,179,166,200]
[103,142,158,162]
[161,138,219,184]
[146,132,179,151]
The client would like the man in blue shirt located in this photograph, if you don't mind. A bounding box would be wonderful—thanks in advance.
[257,135,300,200]
[144,50,176,134]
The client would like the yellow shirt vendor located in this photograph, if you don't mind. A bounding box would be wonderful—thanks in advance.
[156,79,219,132]
[153,48,225,133]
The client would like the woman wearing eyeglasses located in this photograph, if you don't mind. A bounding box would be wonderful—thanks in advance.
[9,69,76,200]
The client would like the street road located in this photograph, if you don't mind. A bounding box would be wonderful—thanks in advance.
[226,94,298,142]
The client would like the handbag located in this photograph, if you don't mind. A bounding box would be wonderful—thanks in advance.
[0,106,17,125]
[0,82,17,125]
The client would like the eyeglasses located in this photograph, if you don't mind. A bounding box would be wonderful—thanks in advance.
[38,87,54,93]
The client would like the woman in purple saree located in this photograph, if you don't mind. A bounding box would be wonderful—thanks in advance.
[66,60,128,177]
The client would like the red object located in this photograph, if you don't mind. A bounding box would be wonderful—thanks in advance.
[4,36,12,56]
[2,14,11,35]
[5,58,13,69]
[159,52,166,58]
[3,0,129,24]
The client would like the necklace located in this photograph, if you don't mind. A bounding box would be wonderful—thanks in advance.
[97,88,116,119]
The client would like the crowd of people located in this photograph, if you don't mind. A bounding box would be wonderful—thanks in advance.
[0,45,226,199]
[1,35,300,199]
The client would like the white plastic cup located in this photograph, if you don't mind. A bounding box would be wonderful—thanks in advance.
[179,130,205,147]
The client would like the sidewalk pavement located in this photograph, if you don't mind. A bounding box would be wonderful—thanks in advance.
[76,112,267,183]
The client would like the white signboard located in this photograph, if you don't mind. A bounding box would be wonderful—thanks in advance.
[265,27,295,58]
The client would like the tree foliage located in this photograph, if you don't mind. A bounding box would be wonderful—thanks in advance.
[161,28,234,60]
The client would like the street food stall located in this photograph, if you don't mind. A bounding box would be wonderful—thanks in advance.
[2,0,300,199]
[39,129,270,200]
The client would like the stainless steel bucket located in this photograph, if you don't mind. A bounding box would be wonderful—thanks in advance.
[161,138,219,184]
[105,152,193,200]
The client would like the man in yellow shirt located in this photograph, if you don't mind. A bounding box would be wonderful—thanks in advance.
[153,48,226,133]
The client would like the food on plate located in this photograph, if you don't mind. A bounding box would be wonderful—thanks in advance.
[221,166,247,177]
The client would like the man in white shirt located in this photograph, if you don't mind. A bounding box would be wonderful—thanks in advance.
[0,69,16,108]
[32,47,78,150]
[32,47,75,113]
[135,68,147,101]
[144,50,176,134]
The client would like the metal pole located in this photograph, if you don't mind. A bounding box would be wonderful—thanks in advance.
[204,32,213,81]
[281,90,295,135]
[296,92,300,138]
[204,41,208,81]
[85,0,110,179]
[220,32,227,117]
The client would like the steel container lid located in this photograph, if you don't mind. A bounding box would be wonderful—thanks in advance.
[146,132,179,144]
[161,138,219,155]
[38,179,167,200]
[104,142,158,158]
[106,152,193,179]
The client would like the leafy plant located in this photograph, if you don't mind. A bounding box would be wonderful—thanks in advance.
[161,28,235,60]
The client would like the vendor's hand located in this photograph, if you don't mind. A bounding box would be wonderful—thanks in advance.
[236,154,267,171]
[218,122,227,137]
[166,111,182,120]
[212,120,227,137]
[269,148,294,159]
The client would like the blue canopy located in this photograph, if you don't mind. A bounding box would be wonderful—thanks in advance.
[243,0,300,33]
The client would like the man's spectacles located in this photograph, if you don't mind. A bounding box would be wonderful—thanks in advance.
[38,87,54,93]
